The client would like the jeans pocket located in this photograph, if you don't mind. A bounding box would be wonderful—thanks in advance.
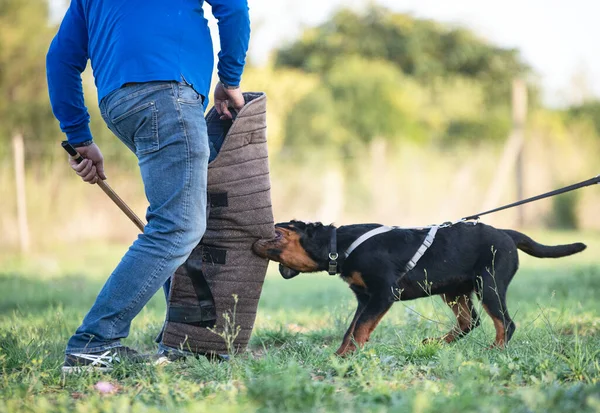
[178,83,204,105]
[112,101,159,155]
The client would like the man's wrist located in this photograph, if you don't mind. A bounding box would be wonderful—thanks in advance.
[219,79,240,90]
[71,140,94,148]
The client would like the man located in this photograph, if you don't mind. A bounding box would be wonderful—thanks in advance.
[46,0,250,373]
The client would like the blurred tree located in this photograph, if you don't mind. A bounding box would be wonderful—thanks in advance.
[548,191,579,230]
[568,100,600,137]
[275,5,531,109]
[241,65,320,154]
[443,108,512,145]
[0,0,58,160]
[282,57,426,156]
[325,57,424,145]
[283,85,346,152]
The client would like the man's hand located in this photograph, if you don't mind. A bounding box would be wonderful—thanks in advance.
[214,81,245,120]
[68,143,106,184]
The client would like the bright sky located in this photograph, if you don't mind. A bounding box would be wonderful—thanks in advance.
[50,0,600,107]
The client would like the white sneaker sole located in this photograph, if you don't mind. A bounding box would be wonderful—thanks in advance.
[154,356,172,367]
[61,365,113,374]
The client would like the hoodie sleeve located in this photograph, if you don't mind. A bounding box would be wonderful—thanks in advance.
[206,0,250,87]
[46,0,92,145]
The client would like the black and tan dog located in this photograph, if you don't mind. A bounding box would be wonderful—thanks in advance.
[253,220,586,355]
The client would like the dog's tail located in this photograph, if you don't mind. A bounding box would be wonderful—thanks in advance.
[502,229,586,258]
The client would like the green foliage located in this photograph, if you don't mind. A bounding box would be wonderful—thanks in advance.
[246,360,337,411]
[0,0,58,154]
[282,57,425,156]
[275,5,530,104]
[274,5,534,152]
[444,108,512,145]
[326,57,424,144]
[548,191,580,230]
[0,0,595,171]
[568,100,600,137]
[1,237,600,412]
[283,85,347,150]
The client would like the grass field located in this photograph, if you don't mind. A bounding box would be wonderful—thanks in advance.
[1,230,599,412]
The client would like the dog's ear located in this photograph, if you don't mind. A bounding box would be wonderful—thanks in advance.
[304,222,324,239]
[289,220,305,228]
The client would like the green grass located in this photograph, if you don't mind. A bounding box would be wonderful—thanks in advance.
[1,231,600,412]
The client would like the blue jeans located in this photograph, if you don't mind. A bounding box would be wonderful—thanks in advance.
[66,81,209,354]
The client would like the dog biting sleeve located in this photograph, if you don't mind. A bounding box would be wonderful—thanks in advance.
[162,92,276,355]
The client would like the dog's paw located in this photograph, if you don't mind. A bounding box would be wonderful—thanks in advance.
[486,341,506,350]
[335,346,356,357]
[422,336,447,345]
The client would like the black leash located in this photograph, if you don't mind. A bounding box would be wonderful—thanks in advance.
[463,174,600,221]
[323,174,598,278]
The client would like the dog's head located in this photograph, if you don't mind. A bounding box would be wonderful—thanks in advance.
[252,220,334,279]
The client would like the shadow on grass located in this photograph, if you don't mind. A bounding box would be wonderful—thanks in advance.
[0,273,166,316]
[0,273,100,315]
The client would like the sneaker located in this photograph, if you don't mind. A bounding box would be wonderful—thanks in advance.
[62,346,148,373]
[154,348,196,365]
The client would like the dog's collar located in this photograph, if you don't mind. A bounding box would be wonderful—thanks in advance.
[328,226,338,275]
[329,225,395,276]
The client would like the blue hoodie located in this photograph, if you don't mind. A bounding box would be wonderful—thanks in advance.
[46,0,250,145]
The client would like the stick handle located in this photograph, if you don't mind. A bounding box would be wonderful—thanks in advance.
[61,141,84,163]
[61,141,146,232]
[96,180,146,232]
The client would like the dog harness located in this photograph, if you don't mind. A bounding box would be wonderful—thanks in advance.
[161,92,275,356]
[344,225,438,276]
[331,219,470,278]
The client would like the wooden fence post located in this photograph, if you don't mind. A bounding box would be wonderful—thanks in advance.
[12,133,30,253]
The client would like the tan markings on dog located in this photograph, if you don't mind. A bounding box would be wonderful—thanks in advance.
[335,343,353,357]
[446,295,474,342]
[335,306,365,356]
[344,271,367,289]
[483,304,506,348]
[368,307,390,335]
[349,307,391,350]
[424,294,474,344]
[277,229,319,272]
[352,319,376,347]
[252,228,289,258]
[346,324,369,351]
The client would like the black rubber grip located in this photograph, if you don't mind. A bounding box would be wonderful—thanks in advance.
[61,141,84,163]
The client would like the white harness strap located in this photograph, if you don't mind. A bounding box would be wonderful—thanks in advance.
[344,225,439,275]
[404,225,438,273]
[344,226,394,257]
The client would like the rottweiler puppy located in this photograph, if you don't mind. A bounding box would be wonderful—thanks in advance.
[253,220,586,355]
